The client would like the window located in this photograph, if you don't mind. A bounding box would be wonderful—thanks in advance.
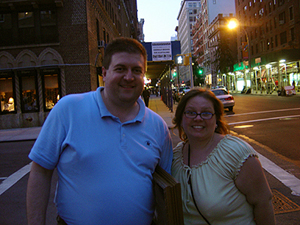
[279,12,285,25]
[280,31,287,45]
[0,13,13,46]
[0,9,58,47]
[41,68,60,111]
[290,28,295,41]
[289,7,294,20]
[40,10,58,43]
[275,35,278,47]
[0,72,15,114]
[271,37,274,48]
[18,11,35,45]
[19,70,39,112]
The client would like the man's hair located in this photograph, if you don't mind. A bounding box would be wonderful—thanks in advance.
[103,38,147,71]
[172,88,230,141]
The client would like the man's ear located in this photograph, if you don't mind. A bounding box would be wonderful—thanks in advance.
[102,67,107,81]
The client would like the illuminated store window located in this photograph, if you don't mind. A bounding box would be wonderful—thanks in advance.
[0,72,15,114]
[19,70,39,112]
[41,68,60,111]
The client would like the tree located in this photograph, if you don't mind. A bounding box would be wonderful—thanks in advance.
[212,34,235,88]
[213,37,234,74]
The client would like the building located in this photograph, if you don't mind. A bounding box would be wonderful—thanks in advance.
[177,0,201,86]
[138,18,145,42]
[233,0,300,93]
[192,0,235,87]
[0,0,138,129]
[205,13,238,88]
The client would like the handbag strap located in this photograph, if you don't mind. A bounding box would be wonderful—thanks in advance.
[188,145,211,225]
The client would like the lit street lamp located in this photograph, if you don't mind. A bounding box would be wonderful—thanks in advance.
[227,19,250,69]
[228,19,251,91]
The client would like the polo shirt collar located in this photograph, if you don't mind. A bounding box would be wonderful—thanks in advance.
[95,87,145,123]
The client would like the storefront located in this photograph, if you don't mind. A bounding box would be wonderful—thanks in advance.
[0,67,61,129]
[222,59,300,94]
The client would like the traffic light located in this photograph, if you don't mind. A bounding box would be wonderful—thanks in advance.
[183,55,190,66]
[175,55,183,65]
[171,69,177,77]
[197,67,204,76]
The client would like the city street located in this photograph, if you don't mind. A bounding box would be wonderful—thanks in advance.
[1,93,300,224]
[226,93,300,165]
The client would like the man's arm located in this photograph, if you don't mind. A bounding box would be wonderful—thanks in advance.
[26,161,54,225]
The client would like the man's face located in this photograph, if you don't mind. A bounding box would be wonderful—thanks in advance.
[102,52,145,105]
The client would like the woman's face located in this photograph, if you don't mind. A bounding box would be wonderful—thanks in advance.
[181,95,217,142]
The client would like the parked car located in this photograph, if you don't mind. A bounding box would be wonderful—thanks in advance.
[211,88,235,111]
[173,86,191,102]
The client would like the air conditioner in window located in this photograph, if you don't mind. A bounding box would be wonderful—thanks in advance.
[98,40,105,48]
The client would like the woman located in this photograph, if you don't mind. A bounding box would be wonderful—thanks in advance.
[171,89,275,225]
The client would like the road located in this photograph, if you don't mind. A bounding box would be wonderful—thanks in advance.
[225,93,300,166]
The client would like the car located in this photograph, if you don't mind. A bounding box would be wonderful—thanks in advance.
[173,86,191,102]
[211,88,235,111]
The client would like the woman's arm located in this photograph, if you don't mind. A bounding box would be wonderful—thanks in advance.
[235,156,275,225]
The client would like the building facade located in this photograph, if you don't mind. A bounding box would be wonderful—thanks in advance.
[0,0,138,129]
[205,13,238,87]
[177,0,201,86]
[192,0,236,87]
[137,18,145,42]
[233,0,300,93]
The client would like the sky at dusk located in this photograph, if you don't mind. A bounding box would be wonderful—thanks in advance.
[137,0,182,42]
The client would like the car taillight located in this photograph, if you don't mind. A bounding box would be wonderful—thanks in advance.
[225,96,234,100]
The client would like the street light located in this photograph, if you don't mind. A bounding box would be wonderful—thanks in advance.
[227,19,250,69]
[228,18,251,91]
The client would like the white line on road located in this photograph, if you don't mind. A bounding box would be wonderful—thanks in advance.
[0,162,32,195]
[257,153,300,196]
[228,114,300,125]
[225,107,300,117]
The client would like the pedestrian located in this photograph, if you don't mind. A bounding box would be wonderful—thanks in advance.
[26,37,173,225]
[171,88,275,225]
[142,88,150,107]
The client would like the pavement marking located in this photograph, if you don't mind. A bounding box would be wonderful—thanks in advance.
[258,153,300,196]
[225,107,300,117]
[228,114,300,125]
[0,162,32,195]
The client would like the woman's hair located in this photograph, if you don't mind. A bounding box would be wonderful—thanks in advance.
[172,88,230,141]
[103,37,147,71]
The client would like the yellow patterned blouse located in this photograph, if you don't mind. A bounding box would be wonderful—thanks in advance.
[172,135,258,225]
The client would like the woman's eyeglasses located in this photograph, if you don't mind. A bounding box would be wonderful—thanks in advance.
[184,111,215,120]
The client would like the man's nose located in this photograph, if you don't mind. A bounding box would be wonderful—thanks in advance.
[123,70,134,81]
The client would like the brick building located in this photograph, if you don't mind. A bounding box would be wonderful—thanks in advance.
[233,0,300,92]
[0,0,138,129]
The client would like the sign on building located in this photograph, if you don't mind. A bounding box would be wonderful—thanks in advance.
[152,42,172,61]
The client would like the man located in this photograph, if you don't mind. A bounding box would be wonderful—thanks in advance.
[26,38,173,225]
[142,88,150,107]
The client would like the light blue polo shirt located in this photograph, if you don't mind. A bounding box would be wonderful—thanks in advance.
[29,87,173,225]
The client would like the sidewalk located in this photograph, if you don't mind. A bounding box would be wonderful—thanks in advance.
[0,95,174,142]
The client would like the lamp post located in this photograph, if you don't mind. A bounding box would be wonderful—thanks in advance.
[228,19,251,90]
